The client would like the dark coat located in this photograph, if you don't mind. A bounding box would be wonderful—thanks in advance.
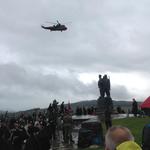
[24,135,40,150]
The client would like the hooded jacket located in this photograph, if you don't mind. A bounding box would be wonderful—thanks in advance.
[116,141,142,150]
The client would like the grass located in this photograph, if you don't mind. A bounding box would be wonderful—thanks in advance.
[82,116,150,150]
[112,117,150,144]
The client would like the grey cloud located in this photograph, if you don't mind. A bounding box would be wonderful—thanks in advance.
[0,0,150,110]
[0,63,99,110]
[111,85,132,100]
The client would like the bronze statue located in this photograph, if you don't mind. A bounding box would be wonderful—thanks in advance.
[98,74,111,98]
[98,74,103,97]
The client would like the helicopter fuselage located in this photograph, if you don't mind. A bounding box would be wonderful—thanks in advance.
[41,25,67,31]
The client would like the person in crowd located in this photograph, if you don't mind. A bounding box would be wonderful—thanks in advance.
[49,110,57,140]
[62,111,74,144]
[52,99,59,112]
[10,120,28,150]
[0,120,11,150]
[104,109,112,130]
[83,106,87,115]
[24,124,40,150]
[132,98,138,117]
[47,101,59,140]
[37,121,51,150]
[60,101,65,114]
[105,125,142,150]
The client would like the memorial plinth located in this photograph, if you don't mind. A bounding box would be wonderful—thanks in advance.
[96,96,113,121]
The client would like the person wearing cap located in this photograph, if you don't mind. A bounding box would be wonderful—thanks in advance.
[105,125,142,150]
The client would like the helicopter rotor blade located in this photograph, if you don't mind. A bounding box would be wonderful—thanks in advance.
[44,21,71,25]
[45,21,56,24]
[62,21,72,24]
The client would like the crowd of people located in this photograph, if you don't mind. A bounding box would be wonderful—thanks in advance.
[0,98,146,150]
[75,106,97,116]
[0,100,74,150]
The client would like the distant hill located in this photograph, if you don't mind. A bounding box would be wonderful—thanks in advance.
[70,99,141,112]
[1,99,142,116]
[70,100,97,111]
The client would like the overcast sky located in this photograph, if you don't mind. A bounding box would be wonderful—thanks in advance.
[0,0,150,111]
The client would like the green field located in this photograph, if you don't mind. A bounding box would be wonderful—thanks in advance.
[83,116,150,150]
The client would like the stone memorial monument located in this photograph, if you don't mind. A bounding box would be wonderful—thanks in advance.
[97,74,113,121]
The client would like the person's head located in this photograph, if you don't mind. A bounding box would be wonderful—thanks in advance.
[99,74,101,78]
[105,126,134,150]
[132,98,136,102]
[28,125,35,135]
[103,74,107,79]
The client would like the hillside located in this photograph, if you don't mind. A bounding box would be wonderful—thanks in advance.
[1,99,142,116]
[70,99,135,112]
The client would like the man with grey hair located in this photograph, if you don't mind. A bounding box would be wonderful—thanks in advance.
[105,126,142,150]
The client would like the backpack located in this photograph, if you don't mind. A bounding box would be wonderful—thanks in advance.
[78,128,93,148]
[142,124,150,150]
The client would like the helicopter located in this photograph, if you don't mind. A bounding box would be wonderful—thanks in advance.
[41,21,67,32]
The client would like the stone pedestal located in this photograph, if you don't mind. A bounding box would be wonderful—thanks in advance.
[96,97,113,121]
